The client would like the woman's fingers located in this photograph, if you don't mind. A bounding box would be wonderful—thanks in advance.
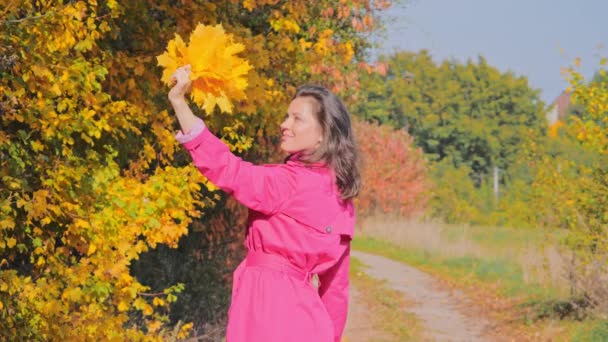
[167,65,193,100]
[170,69,187,87]
[172,66,191,83]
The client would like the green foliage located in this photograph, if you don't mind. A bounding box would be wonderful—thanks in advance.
[353,50,547,184]
[572,320,608,342]
[352,50,551,226]
[426,159,480,223]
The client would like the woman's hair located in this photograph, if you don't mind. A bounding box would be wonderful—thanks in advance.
[293,85,361,200]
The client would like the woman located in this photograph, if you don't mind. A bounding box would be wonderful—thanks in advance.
[169,65,360,342]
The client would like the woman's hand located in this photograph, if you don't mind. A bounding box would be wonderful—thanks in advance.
[167,64,201,134]
[168,65,192,103]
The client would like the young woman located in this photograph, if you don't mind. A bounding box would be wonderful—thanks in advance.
[169,65,360,342]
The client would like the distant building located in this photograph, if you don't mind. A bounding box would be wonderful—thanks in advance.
[546,91,572,125]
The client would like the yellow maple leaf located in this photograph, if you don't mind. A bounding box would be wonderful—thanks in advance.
[147,319,161,333]
[177,322,193,339]
[87,243,97,256]
[117,300,129,312]
[36,256,45,266]
[243,0,256,11]
[157,24,252,114]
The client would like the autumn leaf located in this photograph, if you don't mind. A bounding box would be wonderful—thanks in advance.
[157,24,252,114]
[6,238,17,249]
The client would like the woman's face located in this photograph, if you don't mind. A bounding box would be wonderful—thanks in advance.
[280,96,324,155]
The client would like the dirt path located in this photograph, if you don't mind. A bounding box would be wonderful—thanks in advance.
[343,285,392,342]
[345,250,494,342]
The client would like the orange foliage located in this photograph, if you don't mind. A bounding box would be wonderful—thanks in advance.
[548,120,564,138]
[354,120,429,218]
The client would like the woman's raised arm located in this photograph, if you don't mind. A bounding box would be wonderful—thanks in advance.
[168,65,203,135]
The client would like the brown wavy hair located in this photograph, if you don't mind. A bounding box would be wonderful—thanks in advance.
[293,85,361,200]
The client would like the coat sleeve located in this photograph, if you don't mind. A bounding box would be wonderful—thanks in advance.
[179,124,297,215]
[318,240,350,342]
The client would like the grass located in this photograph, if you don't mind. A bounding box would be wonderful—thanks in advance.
[345,257,421,341]
[571,319,608,342]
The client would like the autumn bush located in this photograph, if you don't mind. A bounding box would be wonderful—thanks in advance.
[529,58,608,315]
[353,119,429,218]
[0,0,393,339]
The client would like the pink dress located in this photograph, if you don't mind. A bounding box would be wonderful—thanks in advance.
[177,119,353,342]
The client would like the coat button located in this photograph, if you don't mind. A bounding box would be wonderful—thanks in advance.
[325,226,332,233]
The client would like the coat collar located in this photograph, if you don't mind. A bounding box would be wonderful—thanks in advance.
[285,152,327,169]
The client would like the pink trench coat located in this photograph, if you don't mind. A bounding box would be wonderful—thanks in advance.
[176,119,354,342]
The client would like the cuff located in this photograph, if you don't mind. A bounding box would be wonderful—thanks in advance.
[175,118,206,144]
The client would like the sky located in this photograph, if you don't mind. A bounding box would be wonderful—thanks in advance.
[375,0,608,104]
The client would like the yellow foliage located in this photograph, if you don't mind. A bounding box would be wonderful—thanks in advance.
[177,322,194,338]
[243,0,257,11]
[564,59,608,154]
[270,18,301,33]
[530,58,608,306]
[1,0,393,339]
[6,238,16,248]
[157,24,252,114]
[548,119,564,138]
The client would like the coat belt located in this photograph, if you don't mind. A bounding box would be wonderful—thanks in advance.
[245,251,313,284]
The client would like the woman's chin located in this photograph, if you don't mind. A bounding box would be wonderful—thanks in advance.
[279,143,295,154]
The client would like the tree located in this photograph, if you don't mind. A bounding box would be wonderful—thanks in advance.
[0,0,393,339]
[353,119,429,218]
[529,58,608,313]
[353,50,547,184]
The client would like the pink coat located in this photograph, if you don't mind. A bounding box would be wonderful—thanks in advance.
[177,119,354,342]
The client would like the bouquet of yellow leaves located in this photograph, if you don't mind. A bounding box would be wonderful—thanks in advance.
[157,24,252,114]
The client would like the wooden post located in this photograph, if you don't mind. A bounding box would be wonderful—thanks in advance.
[493,166,499,207]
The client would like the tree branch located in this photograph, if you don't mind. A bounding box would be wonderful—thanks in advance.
[0,2,73,25]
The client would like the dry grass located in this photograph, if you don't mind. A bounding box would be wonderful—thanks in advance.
[357,216,571,297]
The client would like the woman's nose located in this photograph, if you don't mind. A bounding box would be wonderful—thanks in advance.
[280,118,290,130]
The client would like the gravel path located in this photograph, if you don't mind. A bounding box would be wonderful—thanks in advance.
[345,250,493,342]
